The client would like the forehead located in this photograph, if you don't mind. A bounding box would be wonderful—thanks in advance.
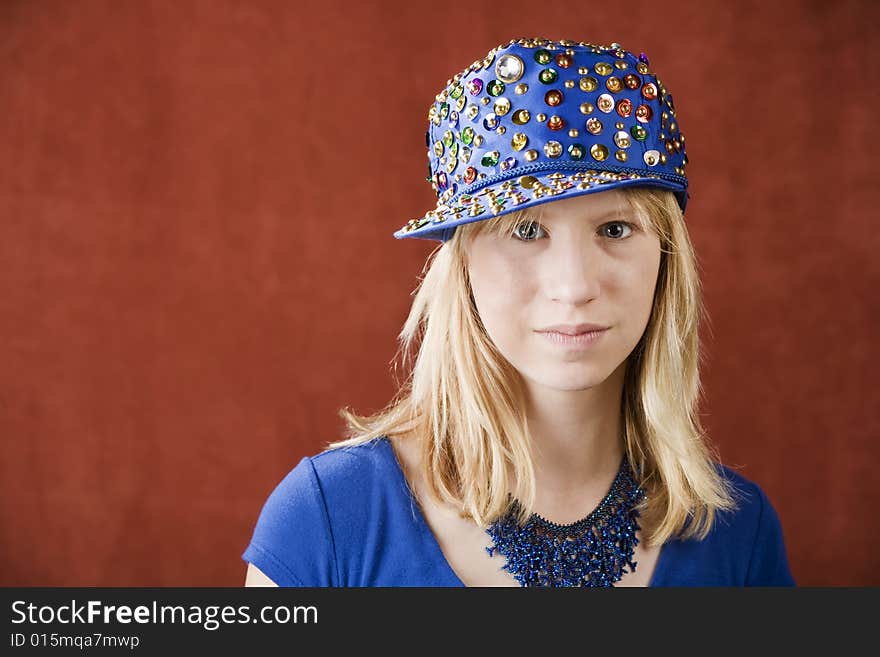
[537,189,629,220]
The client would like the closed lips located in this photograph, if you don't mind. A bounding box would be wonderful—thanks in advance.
[537,324,609,335]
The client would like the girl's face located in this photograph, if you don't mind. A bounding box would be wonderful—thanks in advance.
[465,189,662,393]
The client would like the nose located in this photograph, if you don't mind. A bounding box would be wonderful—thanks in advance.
[545,237,602,305]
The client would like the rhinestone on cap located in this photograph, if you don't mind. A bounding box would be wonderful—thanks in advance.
[495,54,525,83]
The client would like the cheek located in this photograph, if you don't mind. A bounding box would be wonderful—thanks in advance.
[618,244,662,329]
[469,251,535,340]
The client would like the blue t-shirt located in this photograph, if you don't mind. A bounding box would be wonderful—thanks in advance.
[242,436,796,587]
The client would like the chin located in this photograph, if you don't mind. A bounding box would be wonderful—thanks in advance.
[530,367,611,392]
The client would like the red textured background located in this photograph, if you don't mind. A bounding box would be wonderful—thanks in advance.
[1,0,877,586]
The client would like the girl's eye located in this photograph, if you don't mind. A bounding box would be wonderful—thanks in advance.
[601,221,635,240]
[511,220,636,242]
[511,221,546,241]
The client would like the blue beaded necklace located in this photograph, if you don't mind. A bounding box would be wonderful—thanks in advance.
[484,454,646,587]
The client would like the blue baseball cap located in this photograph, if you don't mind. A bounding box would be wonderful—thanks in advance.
[394,37,689,242]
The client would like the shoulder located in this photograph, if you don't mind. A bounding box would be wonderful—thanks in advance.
[241,438,399,586]
[309,436,400,489]
[708,463,796,586]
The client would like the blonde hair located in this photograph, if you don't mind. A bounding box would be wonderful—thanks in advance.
[326,185,738,547]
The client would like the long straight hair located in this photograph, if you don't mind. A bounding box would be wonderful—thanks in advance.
[327,186,737,546]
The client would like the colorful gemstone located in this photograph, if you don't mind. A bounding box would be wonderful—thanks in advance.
[433,141,444,157]
[461,126,474,145]
[495,54,525,83]
[483,113,499,130]
[500,156,517,170]
[442,130,455,147]
[547,115,565,130]
[643,150,660,166]
[481,150,500,166]
[614,130,632,148]
[449,142,458,158]
[461,145,472,162]
[448,110,459,127]
[511,132,528,151]
[616,98,633,117]
[450,84,464,99]
[590,144,609,161]
[465,104,480,121]
[534,49,552,64]
[606,76,623,93]
[568,143,585,160]
[636,104,653,123]
[464,166,477,184]
[484,80,504,97]
[579,76,599,92]
[630,125,647,141]
[437,172,448,189]
[636,62,649,74]
[439,102,449,118]
[494,97,511,115]
[539,68,558,84]
[468,78,484,95]
[597,93,614,113]
[554,53,573,68]
[641,83,658,100]
[446,158,457,173]
[512,108,531,124]
[623,73,641,90]
[545,89,563,106]
[544,140,563,158]
[586,117,603,135]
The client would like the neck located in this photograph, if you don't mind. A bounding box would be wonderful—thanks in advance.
[519,360,627,523]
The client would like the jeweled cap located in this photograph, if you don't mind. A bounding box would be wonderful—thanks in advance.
[394,37,689,242]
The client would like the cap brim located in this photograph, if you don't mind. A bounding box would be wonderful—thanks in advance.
[394,170,687,242]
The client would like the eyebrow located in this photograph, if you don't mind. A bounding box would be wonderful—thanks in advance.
[541,208,626,223]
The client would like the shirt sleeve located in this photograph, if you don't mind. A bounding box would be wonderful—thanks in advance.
[744,482,796,586]
[241,456,337,587]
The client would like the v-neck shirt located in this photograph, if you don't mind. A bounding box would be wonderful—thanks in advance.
[242,436,796,587]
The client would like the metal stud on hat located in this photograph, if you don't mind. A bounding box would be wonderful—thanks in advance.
[393,37,689,242]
